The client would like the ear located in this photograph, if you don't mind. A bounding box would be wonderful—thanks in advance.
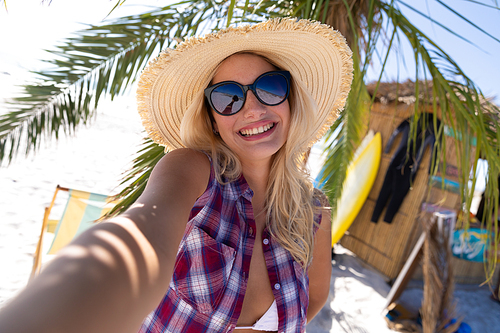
[212,121,219,133]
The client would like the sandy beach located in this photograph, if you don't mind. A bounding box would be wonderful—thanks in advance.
[1,97,498,332]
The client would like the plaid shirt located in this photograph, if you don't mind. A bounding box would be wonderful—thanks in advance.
[139,162,323,333]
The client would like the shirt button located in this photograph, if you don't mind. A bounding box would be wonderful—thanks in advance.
[263,238,269,245]
[249,227,253,235]
[274,283,281,290]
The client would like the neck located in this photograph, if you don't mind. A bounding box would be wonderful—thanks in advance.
[241,156,271,189]
[241,158,272,218]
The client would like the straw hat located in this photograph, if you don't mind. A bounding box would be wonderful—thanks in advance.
[137,17,353,151]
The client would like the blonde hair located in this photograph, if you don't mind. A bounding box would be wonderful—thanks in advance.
[180,58,324,269]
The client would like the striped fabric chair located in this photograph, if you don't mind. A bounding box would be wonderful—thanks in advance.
[30,185,117,280]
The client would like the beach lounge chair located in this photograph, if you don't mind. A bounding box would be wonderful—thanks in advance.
[30,185,117,280]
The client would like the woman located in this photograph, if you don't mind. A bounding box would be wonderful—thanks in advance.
[0,18,352,333]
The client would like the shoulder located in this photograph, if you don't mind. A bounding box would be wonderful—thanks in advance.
[312,188,331,230]
[153,148,211,175]
[148,148,211,198]
[313,188,330,208]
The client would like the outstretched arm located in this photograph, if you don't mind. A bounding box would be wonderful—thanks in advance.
[0,148,210,333]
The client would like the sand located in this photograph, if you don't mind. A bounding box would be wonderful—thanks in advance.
[307,246,500,332]
[1,98,498,332]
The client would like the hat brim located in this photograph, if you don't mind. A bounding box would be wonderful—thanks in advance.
[137,18,353,150]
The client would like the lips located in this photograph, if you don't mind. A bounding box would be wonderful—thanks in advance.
[239,122,275,137]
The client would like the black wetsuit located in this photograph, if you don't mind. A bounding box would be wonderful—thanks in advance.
[371,114,441,223]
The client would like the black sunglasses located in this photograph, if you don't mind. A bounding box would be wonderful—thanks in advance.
[204,70,291,116]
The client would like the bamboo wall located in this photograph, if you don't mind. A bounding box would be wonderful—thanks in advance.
[340,101,497,284]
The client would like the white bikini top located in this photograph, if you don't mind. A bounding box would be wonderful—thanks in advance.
[234,300,279,331]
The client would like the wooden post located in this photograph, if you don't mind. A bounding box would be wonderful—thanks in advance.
[29,185,69,281]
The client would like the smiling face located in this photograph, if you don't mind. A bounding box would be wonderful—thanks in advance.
[210,53,291,167]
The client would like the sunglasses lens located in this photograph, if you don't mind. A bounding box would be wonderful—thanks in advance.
[255,73,289,105]
[210,84,245,115]
[207,71,290,115]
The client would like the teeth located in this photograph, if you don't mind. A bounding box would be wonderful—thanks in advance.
[240,123,274,137]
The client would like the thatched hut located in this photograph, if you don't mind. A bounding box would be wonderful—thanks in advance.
[339,80,499,285]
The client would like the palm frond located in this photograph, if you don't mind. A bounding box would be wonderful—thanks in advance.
[397,0,493,50]
[106,138,166,218]
[319,50,371,212]
[315,0,374,212]
[435,0,500,44]
[0,0,230,165]
[462,0,500,10]
[105,0,129,19]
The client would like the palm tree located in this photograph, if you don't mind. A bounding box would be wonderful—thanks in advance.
[1,0,499,278]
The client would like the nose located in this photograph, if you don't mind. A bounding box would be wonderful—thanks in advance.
[241,91,266,119]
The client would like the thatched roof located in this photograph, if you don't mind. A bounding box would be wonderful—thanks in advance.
[366,80,498,109]
[366,80,434,105]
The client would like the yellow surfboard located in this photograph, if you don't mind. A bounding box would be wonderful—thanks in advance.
[332,130,382,246]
